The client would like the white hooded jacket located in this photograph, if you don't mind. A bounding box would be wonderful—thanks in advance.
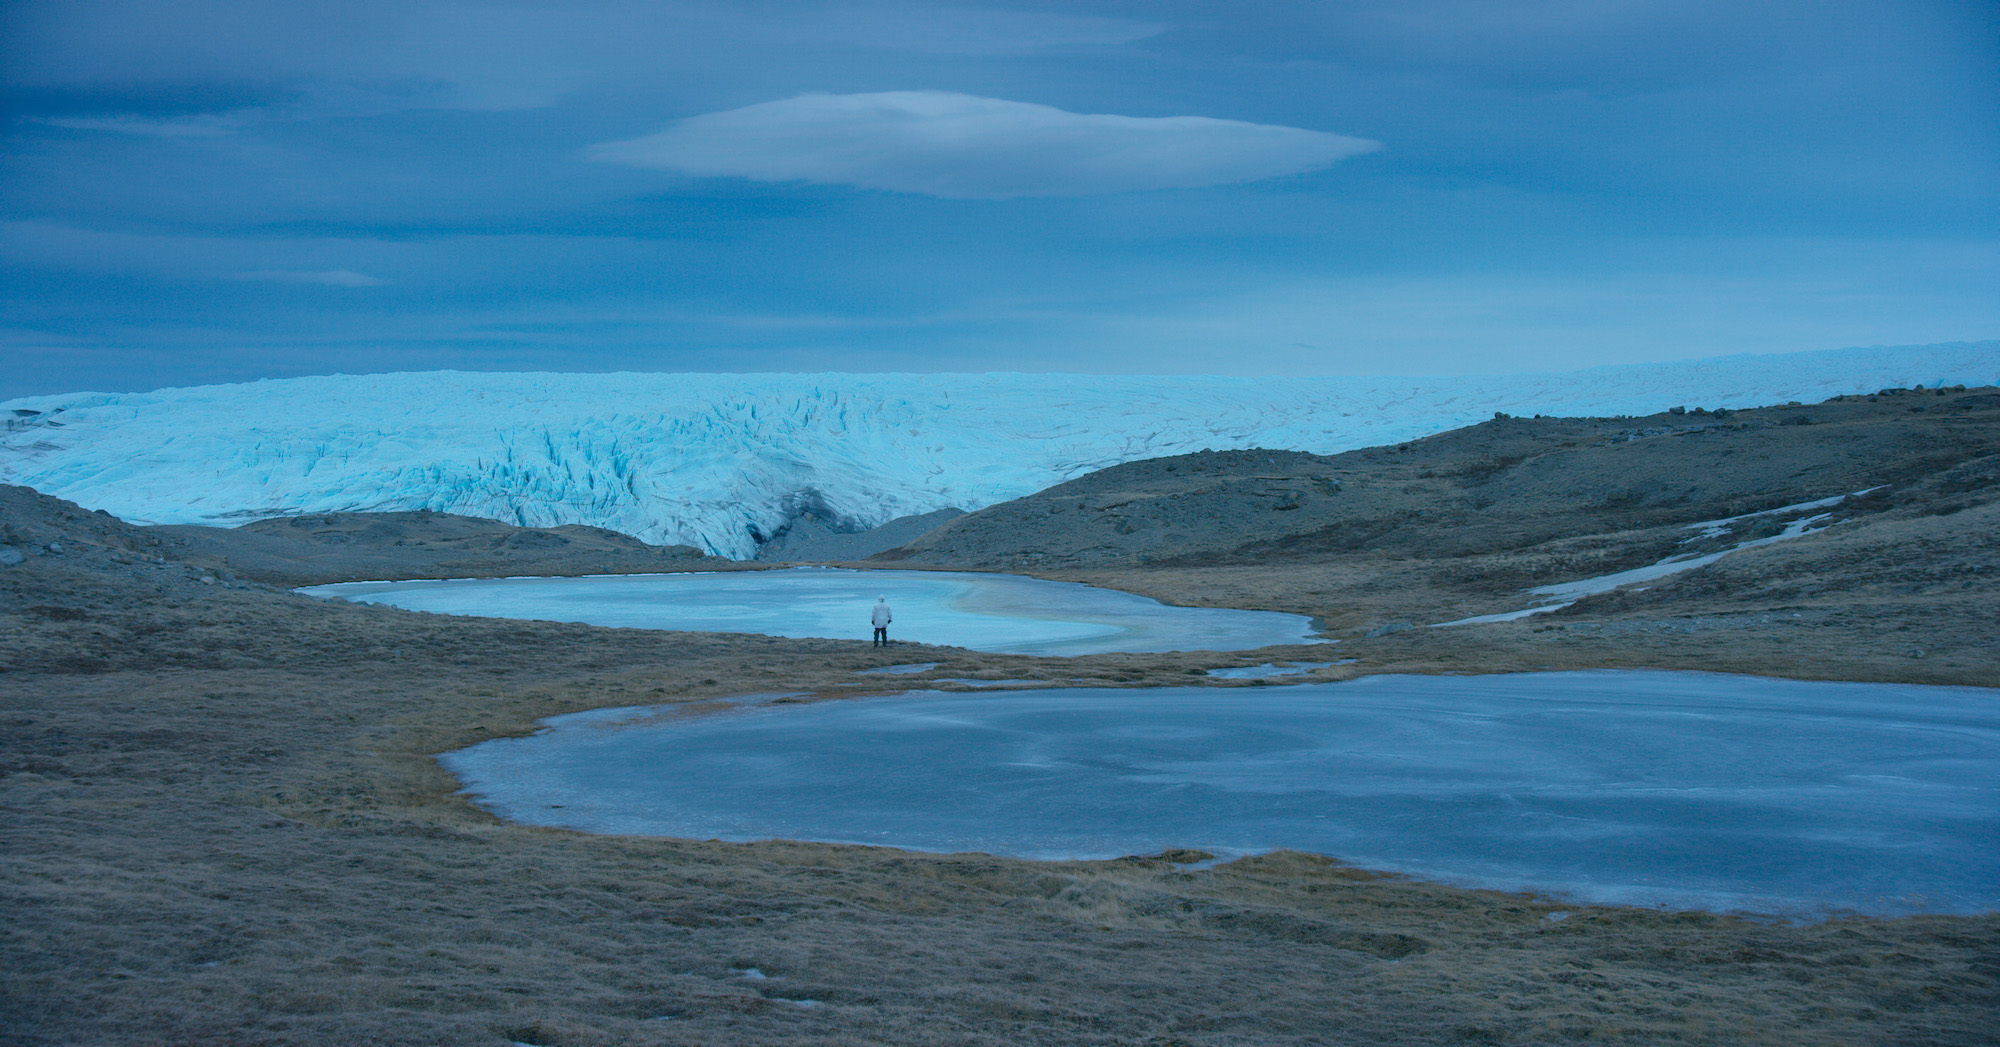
[871,597,893,628]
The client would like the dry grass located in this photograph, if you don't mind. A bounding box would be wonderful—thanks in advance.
[3,590,1996,1045]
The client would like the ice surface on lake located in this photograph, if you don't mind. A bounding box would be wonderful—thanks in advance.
[303,568,1325,655]
[441,671,2000,919]
[4,345,1992,558]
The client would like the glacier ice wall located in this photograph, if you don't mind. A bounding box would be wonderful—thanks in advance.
[3,343,1994,559]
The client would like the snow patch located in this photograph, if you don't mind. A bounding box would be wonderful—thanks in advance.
[1432,488,1879,627]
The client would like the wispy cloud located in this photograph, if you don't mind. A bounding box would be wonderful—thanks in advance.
[31,112,254,137]
[776,7,1162,55]
[590,91,1382,198]
[232,269,386,287]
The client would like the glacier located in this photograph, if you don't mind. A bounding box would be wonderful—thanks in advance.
[2,342,1994,559]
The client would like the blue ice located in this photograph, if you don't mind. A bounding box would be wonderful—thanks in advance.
[302,568,1324,655]
[440,671,2000,919]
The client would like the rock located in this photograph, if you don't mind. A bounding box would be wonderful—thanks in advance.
[500,530,571,550]
[0,546,23,566]
[761,507,965,562]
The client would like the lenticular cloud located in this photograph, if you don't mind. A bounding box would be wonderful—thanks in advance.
[588,91,1382,198]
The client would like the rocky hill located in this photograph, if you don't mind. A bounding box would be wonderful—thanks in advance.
[881,386,1999,572]
[151,510,717,587]
[750,507,964,562]
[877,385,1999,683]
[0,488,721,674]
[0,497,727,592]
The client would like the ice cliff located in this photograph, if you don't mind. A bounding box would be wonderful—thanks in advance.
[3,343,1993,559]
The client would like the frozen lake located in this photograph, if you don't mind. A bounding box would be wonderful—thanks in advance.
[303,568,1324,655]
[442,671,2000,919]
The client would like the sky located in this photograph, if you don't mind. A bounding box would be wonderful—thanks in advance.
[2,0,1995,398]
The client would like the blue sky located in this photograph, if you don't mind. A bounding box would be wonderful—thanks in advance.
[3,0,1995,397]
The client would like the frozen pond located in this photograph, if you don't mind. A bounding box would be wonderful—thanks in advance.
[442,671,2000,919]
[303,568,1323,655]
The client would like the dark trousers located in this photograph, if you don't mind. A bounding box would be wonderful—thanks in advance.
[873,627,888,646]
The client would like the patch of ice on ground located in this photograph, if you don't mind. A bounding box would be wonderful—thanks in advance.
[1430,602,1580,627]
[1432,488,1876,627]
[855,663,940,675]
[1205,661,1346,679]
[440,670,2000,920]
[1681,487,1882,541]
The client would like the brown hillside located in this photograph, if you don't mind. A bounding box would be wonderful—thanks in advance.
[877,386,1999,684]
[150,508,718,587]
[882,386,2000,571]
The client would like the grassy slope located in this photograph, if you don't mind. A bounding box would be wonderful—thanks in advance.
[881,387,2000,687]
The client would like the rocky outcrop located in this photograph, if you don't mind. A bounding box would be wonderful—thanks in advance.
[753,507,964,562]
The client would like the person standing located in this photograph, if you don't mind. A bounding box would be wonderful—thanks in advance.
[871,595,893,647]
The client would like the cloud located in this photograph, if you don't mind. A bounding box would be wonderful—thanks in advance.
[589,91,1381,198]
[775,7,1163,55]
[3,2,1159,125]
[31,112,253,137]
[232,269,386,287]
